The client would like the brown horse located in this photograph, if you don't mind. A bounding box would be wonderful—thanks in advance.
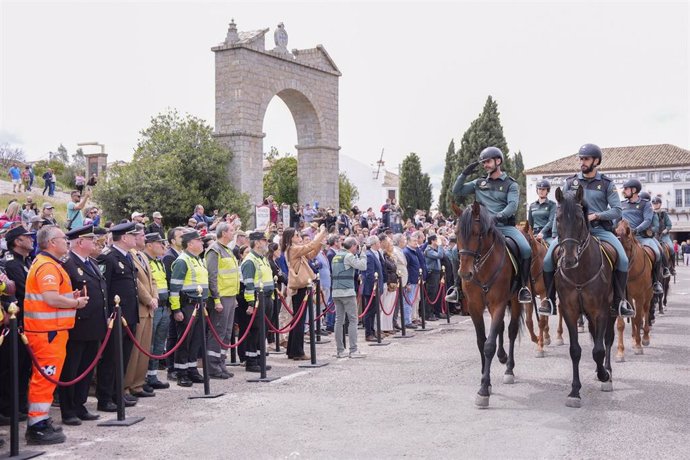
[615,220,653,360]
[457,202,523,408]
[553,187,616,408]
[519,220,552,357]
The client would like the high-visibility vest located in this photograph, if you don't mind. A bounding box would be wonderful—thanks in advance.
[24,253,75,332]
[241,251,274,302]
[176,252,209,299]
[206,242,240,297]
[331,250,355,291]
[148,256,168,300]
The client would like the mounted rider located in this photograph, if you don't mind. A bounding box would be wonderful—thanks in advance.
[650,194,676,277]
[539,143,634,317]
[528,179,556,246]
[449,146,533,304]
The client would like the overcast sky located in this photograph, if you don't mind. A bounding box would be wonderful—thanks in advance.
[1,0,688,197]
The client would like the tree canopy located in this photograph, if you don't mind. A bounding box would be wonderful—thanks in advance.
[400,152,432,218]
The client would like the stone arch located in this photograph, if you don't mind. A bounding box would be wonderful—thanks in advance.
[212,21,341,210]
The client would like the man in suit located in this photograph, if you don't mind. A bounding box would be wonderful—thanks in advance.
[96,222,140,412]
[124,225,158,398]
[59,225,108,425]
[362,236,384,342]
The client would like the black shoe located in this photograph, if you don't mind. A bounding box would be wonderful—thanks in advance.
[77,411,100,421]
[146,379,170,390]
[188,373,205,384]
[209,372,230,380]
[115,396,137,407]
[538,271,557,316]
[518,287,532,304]
[222,370,234,378]
[393,323,402,331]
[326,326,335,333]
[177,375,193,387]
[26,419,66,445]
[123,393,138,403]
[130,389,155,398]
[97,401,118,412]
[426,315,438,322]
[245,365,261,373]
[142,384,155,393]
[167,370,178,380]
[61,416,81,426]
[405,323,418,330]
[617,299,635,318]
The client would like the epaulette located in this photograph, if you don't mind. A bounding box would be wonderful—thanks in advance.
[5,253,14,261]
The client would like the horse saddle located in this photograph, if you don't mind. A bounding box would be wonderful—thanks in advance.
[551,237,618,271]
[504,237,520,275]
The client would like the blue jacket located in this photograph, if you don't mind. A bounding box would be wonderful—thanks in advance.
[404,246,422,285]
[362,249,384,296]
[424,245,445,273]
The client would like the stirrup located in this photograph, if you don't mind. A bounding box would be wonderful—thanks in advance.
[518,287,532,304]
[653,281,663,295]
[618,299,635,317]
[662,267,671,279]
[538,298,556,316]
[445,287,458,303]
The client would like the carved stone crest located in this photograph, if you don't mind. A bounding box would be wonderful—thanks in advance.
[273,22,289,54]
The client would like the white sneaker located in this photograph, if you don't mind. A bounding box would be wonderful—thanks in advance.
[334,351,348,359]
[349,350,366,359]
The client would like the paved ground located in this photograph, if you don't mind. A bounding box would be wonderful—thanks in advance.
[2,266,689,459]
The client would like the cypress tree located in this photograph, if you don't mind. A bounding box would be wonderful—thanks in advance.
[438,139,456,216]
[400,152,433,219]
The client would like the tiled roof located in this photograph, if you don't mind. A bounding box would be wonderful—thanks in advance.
[525,144,690,175]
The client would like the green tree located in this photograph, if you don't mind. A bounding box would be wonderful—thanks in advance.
[438,139,456,216]
[263,155,298,205]
[512,150,526,222]
[95,109,250,226]
[339,172,359,211]
[399,152,433,218]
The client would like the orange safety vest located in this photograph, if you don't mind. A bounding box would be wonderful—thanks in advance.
[24,253,75,332]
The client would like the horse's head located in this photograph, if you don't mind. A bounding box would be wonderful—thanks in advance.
[615,219,635,254]
[555,186,590,270]
[457,201,495,281]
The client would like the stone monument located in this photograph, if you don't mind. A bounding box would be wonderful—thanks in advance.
[212,21,341,208]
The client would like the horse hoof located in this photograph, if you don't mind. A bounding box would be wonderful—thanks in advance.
[601,381,613,392]
[544,338,551,346]
[503,374,515,384]
[555,338,564,346]
[535,350,545,358]
[615,355,625,363]
[659,310,665,315]
[634,347,643,355]
[488,385,492,395]
[475,394,490,408]
[565,397,581,408]
[578,326,585,333]
[642,339,650,347]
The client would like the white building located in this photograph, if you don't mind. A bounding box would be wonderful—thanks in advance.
[525,144,690,240]
[339,153,399,211]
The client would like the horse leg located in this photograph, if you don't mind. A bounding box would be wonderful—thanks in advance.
[649,296,656,325]
[593,313,612,391]
[555,310,565,346]
[525,302,538,344]
[562,306,582,407]
[476,306,505,408]
[603,312,615,389]
[471,311,487,374]
[503,299,520,384]
[642,295,651,346]
[632,301,643,355]
[542,316,551,346]
[615,316,625,362]
[535,314,545,358]
[497,319,508,364]
[578,313,585,333]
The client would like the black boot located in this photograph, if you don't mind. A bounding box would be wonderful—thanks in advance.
[538,271,557,316]
[613,270,635,317]
[652,261,664,295]
[660,250,671,279]
[518,258,533,304]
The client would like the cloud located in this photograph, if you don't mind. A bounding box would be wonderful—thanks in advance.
[0,129,23,145]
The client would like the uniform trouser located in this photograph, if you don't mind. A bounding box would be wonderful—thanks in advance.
[25,330,68,426]
[97,321,135,404]
[334,296,359,354]
[497,225,532,260]
[147,304,170,379]
[59,338,99,419]
[245,293,271,365]
[661,235,674,255]
[363,292,377,337]
[173,303,203,375]
[544,227,629,273]
[637,236,661,260]
[0,327,30,416]
[206,296,237,374]
[124,313,152,393]
[286,287,308,358]
[426,271,441,316]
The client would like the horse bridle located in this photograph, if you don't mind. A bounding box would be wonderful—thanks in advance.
[459,228,506,298]
[557,232,592,269]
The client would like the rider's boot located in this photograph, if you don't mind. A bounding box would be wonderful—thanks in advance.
[660,250,671,279]
[652,260,664,295]
[518,258,533,304]
[613,270,635,317]
[537,271,557,316]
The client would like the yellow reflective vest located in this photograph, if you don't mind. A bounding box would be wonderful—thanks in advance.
[205,242,240,298]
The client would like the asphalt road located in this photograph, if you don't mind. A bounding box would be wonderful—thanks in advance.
[2,266,688,459]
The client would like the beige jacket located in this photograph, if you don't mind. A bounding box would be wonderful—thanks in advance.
[131,249,157,318]
[286,228,328,290]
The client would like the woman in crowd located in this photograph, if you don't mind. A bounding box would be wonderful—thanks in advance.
[0,202,22,228]
[379,234,398,334]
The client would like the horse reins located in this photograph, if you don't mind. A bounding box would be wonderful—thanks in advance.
[459,228,507,307]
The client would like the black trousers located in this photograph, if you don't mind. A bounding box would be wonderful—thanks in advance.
[165,311,178,372]
[173,303,202,375]
[426,271,441,316]
[0,330,31,416]
[286,287,308,358]
[59,339,99,418]
[363,292,377,336]
[97,323,135,404]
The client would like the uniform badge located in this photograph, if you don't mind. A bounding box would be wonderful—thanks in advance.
[499,186,504,191]
[597,184,602,190]
[573,179,579,186]
[118,262,125,269]
[99,265,106,275]
[636,205,640,209]
[4,253,13,261]
[77,268,84,276]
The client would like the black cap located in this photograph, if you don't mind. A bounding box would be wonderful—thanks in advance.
[94,227,108,237]
[110,221,136,236]
[145,232,164,243]
[181,231,202,244]
[5,226,35,244]
[66,225,96,240]
[249,231,267,242]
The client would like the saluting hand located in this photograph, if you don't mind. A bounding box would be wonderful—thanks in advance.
[461,161,480,176]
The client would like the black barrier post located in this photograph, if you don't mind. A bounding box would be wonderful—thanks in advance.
[248,283,280,382]
[99,297,144,427]
[370,274,390,347]
[394,275,414,339]
[273,277,281,353]
[417,270,432,332]
[190,287,225,399]
[440,267,452,326]
[0,303,43,459]
[299,282,328,368]
[314,276,330,345]
[226,328,240,367]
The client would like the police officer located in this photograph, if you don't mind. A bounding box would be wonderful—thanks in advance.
[539,144,633,317]
[651,195,675,276]
[96,222,141,412]
[59,225,107,425]
[143,233,171,389]
[169,230,208,387]
[163,227,185,381]
[452,146,533,304]
[528,179,556,245]
[620,180,665,296]
[239,231,274,373]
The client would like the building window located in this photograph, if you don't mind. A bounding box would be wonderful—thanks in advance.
[685,190,690,208]
[388,189,396,200]
[676,190,683,208]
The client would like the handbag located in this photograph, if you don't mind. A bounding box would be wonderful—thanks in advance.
[286,251,315,290]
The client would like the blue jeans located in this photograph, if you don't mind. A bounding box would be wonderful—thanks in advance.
[401,284,416,325]
[497,224,531,260]
[544,227,629,273]
[147,305,170,376]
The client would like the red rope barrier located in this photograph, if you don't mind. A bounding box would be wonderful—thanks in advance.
[402,283,420,305]
[265,292,310,334]
[207,303,258,349]
[357,286,378,319]
[314,290,335,321]
[276,290,294,315]
[379,288,399,316]
[22,317,114,387]
[422,280,445,305]
[125,306,198,359]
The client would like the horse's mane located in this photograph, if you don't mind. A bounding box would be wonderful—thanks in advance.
[559,190,590,229]
[459,203,497,245]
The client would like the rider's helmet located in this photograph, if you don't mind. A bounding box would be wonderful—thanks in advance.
[623,179,642,194]
[536,179,551,191]
[478,147,504,163]
[639,191,651,201]
[577,143,602,164]
[651,196,662,205]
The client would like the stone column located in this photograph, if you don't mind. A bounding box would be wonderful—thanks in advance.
[215,131,265,207]
[297,144,339,209]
